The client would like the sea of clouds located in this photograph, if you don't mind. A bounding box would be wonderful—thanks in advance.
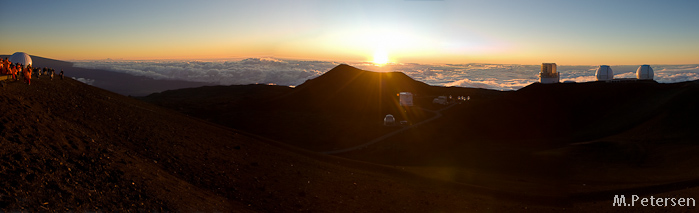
[73,58,699,91]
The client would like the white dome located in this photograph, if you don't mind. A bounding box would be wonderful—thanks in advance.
[9,52,32,66]
[636,65,654,80]
[384,114,395,125]
[595,65,614,81]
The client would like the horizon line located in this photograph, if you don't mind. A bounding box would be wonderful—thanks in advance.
[3,53,698,67]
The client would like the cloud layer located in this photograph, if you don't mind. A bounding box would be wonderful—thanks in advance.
[73,59,699,91]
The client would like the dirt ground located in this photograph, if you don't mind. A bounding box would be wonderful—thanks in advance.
[2,67,699,212]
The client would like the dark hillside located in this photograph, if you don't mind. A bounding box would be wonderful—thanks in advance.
[141,84,293,115]
[288,64,503,112]
[345,80,699,163]
[143,64,507,151]
[1,70,556,212]
[340,80,699,191]
[451,80,699,143]
[140,65,699,212]
[289,64,432,113]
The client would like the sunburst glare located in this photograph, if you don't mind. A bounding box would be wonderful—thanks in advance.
[373,49,389,65]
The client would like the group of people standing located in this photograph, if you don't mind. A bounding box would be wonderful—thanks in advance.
[1,58,64,85]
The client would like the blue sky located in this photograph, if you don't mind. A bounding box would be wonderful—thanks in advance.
[1,0,698,64]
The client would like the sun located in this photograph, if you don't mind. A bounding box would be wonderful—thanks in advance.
[373,49,389,65]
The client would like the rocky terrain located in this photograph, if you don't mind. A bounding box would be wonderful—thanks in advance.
[2,63,698,212]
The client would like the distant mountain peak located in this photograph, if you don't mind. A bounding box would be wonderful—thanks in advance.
[325,64,364,74]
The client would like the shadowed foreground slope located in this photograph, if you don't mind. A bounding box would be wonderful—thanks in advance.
[141,65,699,212]
[1,71,566,211]
[348,79,699,167]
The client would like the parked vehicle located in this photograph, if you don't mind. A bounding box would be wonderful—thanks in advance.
[432,96,448,105]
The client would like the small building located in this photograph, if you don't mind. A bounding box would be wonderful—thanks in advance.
[636,65,654,80]
[384,114,396,126]
[539,63,559,84]
[432,96,448,105]
[595,65,614,81]
[399,92,413,106]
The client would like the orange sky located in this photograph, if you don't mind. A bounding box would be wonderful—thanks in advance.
[1,1,698,65]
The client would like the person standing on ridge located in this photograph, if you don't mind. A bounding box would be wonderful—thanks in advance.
[1,59,7,75]
[0,58,5,75]
[60,69,64,80]
[9,64,15,80]
[0,59,4,74]
[23,64,32,85]
[17,64,23,81]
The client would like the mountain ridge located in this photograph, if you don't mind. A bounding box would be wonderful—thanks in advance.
[4,61,699,211]
[3,66,529,211]
[143,64,507,151]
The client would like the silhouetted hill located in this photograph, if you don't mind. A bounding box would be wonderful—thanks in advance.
[340,80,699,186]
[5,64,699,211]
[2,66,545,212]
[290,64,431,112]
[289,64,499,113]
[144,84,294,115]
[278,64,436,130]
[143,64,506,151]
[141,64,699,211]
[450,80,699,143]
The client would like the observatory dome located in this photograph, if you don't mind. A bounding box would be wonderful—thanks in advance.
[595,65,614,81]
[384,114,395,126]
[9,52,32,66]
[636,65,654,80]
[539,63,559,84]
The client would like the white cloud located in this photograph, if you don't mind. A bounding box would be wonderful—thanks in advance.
[73,58,336,86]
[73,59,699,91]
[656,72,699,82]
[560,75,597,83]
[73,77,95,85]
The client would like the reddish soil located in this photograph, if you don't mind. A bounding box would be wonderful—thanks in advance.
[142,64,699,212]
[2,64,698,212]
[0,70,550,212]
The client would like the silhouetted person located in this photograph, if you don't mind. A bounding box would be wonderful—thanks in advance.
[0,58,5,73]
[18,64,23,81]
[9,64,16,80]
[60,70,64,80]
[23,64,32,85]
[50,69,54,80]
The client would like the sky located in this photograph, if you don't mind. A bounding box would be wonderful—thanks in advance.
[1,0,698,65]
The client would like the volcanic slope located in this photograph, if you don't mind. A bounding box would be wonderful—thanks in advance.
[2,68,568,211]
[340,79,699,207]
[349,80,699,167]
[141,64,699,211]
[143,64,506,151]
